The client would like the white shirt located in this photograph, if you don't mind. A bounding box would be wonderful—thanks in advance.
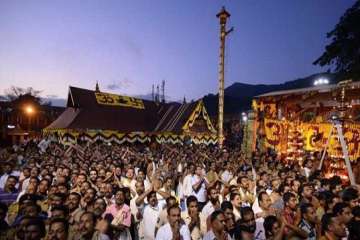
[221,170,233,183]
[203,230,232,240]
[191,175,206,203]
[155,223,191,240]
[201,201,216,219]
[182,174,193,197]
[253,206,266,240]
[142,204,160,240]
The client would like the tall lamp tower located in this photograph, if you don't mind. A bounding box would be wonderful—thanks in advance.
[216,7,233,147]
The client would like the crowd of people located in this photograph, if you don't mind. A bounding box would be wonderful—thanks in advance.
[0,138,359,240]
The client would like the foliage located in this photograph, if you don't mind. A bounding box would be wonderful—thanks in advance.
[313,1,360,81]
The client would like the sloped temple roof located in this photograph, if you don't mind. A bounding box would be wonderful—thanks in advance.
[46,86,216,134]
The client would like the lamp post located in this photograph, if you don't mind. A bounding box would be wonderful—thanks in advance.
[25,105,34,132]
[216,6,233,148]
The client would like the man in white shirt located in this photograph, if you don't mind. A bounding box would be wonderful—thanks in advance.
[191,165,208,209]
[203,210,232,240]
[142,191,161,240]
[156,205,191,240]
[202,186,221,219]
[130,180,152,239]
[0,163,20,189]
[182,164,195,200]
[253,191,276,240]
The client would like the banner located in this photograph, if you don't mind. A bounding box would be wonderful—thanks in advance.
[264,118,360,161]
[95,92,145,109]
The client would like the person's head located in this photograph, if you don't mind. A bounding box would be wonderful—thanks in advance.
[165,196,177,209]
[3,163,13,174]
[264,215,281,239]
[50,193,66,208]
[115,188,125,206]
[89,170,97,182]
[51,205,69,220]
[23,203,41,218]
[38,179,50,195]
[30,167,39,178]
[239,176,249,189]
[164,176,173,189]
[258,191,271,210]
[23,217,46,240]
[93,198,106,218]
[221,201,234,220]
[48,218,69,240]
[321,178,331,191]
[207,186,219,204]
[4,175,18,192]
[210,210,226,233]
[125,168,134,179]
[342,187,359,208]
[300,203,317,224]
[167,205,181,228]
[147,191,158,207]
[83,187,96,204]
[230,192,241,209]
[186,195,198,215]
[67,192,81,212]
[102,183,112,199]
[225,212,235,233]
[80,181,90,195]
[283,192,297,210]
[135,180,145,195]
[348,206,360,239]
[299,183,313,200]
[291,179,301,193]
[330,178,342,195]
[195,165,203,176]
[56,184,69,195]
[239,207,256,233]
[321,213,347,238]
[79,212,96,238]
[303,159,313,168]
[28,176,39,188]
[333,202,353,224]
[76,174,87,187]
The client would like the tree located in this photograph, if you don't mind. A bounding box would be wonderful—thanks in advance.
[4,86,42,102]
[313,1,360,81]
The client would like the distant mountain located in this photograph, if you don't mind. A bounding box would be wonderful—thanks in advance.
[203,72,338,116]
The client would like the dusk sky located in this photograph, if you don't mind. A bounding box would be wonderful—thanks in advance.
[0,0,355,104]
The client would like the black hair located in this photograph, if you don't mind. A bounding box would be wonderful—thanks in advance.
[283,192,296,204]
[230,192,240,201]
[26,217,46,238]
[166,205,180,215]
[240,206,254,219]
[221,201,233,211]
[146,191,157,201]
[7,175,18,182]
[210,210,224,223]
[342,187,359,202]
[333,202,350,216]
[321,213,336,233]
[258,191,268,203]
[80,211,96,223]
[264,215,278,238]
[49,217,69,233]
[69,192,81,200]
[51,205,69,216]
[300,203,313,217]
[186,195,198,207]
[165,196,177,206]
